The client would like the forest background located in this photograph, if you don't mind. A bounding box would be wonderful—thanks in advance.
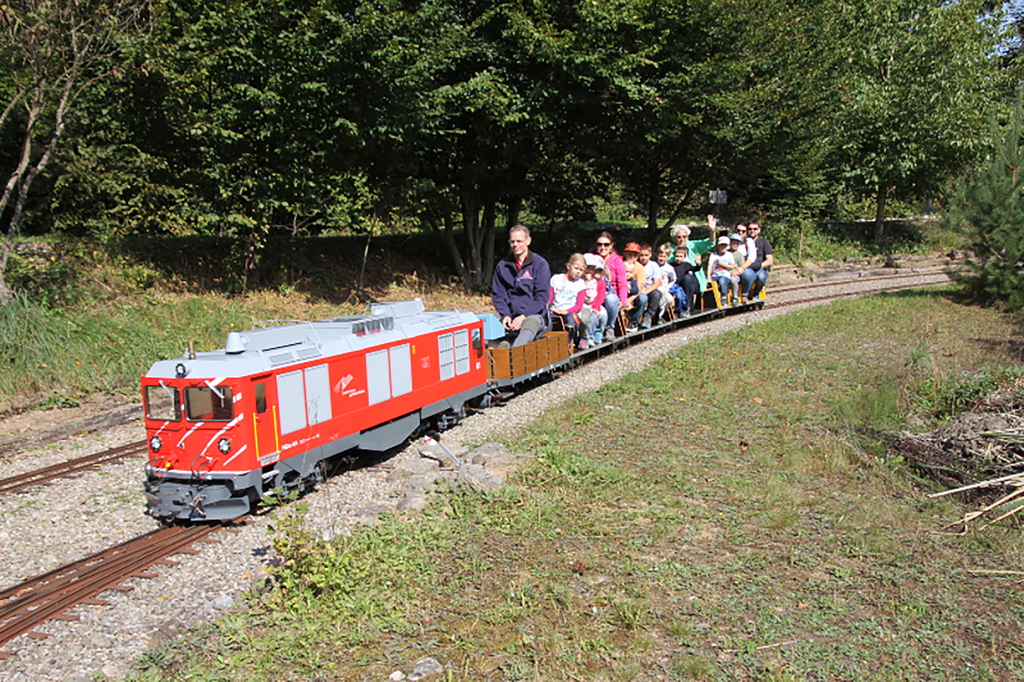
[3,0,1023,303]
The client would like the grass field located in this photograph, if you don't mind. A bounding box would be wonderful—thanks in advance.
[125,288,1024,679]
[126,287,1024,681]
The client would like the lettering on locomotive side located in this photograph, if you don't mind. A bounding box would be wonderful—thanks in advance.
[333,374,354,393]
[258,452,280,466]
[281,434,321,452]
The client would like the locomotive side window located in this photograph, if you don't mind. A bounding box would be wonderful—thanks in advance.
[366,349,392,405]
[305,364,332,425]
[185,386,234,421]
[145,385,181,421]
[454,329,470,375]
[390,344,412,397]
[472,329,482,358]
[438,333,455,381]
[255,383,267,414]
[278,370,308,434]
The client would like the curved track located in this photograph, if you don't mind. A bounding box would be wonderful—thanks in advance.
[771,269,952,308]
[0,521,238,659]
[0,268,956,495]
[0,440,147,496]
[0,267,956,657]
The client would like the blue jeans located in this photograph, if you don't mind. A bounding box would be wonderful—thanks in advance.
[628,293,648,327]
[603,292,621,329]
[741,268,769,298]
[713,275,731,301]
[581,307,608,341]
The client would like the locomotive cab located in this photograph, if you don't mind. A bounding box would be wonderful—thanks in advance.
[142,376,258,520]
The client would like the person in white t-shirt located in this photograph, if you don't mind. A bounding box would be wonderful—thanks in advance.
[549,253,588,349]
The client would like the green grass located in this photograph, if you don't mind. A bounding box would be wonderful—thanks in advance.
[0,271,492,408]
[0,292,305,403]
[127,288,1024,681]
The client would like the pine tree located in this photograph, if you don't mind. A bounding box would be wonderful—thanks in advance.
[948,90,1024,308]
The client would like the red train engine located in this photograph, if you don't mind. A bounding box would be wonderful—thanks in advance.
[142,300,489,521]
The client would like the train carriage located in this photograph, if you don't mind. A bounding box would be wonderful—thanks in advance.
[142,290,764,522]
[142,299,489,521]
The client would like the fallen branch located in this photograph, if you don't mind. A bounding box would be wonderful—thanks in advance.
[928,471,1024,498]
[722,638,806,654]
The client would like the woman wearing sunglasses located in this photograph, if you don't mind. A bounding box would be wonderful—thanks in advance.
[591,232,626,340]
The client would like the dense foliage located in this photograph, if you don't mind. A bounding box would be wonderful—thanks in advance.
[0,0,1012,297]
[948,87,1024,308]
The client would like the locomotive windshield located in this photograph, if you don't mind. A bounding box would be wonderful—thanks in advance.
[184,385,234,421]
[145,384,181,421]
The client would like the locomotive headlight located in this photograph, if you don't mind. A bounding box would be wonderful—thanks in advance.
[218,438,231,454]
[174,362,188,378]
[150,436,162,452]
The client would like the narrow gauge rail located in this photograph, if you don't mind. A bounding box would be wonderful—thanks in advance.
[769,270,952,308]
[0,270,954,658]
[0,521,237,658]
[770,264,954,295]
[0,268,954,499]
[0,440,147,496]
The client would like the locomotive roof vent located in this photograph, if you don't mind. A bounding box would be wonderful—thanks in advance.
[225,332,248,354]
[352,317,395,336]
[370,298,424,318]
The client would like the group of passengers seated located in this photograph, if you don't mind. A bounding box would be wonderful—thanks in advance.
[490,219,773,351]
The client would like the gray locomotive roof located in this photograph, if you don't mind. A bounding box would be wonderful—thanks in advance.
[143,299,481,380]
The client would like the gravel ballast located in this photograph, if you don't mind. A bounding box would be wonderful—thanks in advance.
[0,271,950,680]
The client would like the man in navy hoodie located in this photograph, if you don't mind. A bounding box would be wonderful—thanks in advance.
[491,224,551,347]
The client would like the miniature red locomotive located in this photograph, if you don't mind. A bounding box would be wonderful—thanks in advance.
[141,300,490,520]
[141,290,752,521]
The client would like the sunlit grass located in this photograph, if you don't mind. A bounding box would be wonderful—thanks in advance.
[0,281,491,406]
[127,290,1024,681]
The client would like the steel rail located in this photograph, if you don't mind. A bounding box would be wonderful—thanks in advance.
[768,265,955,296]
[0,522,233,657]
[0,440,147,496]
[769,272,953,308]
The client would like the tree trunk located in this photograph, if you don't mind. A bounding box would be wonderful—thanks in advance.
[437,212,470,288]
[505,197,522,229]
[874,180,887,246]
[462,192,482,289]
[0,234,14,305]
[482,199,497,289]
[660,187,695,233]
[647,191,660,234]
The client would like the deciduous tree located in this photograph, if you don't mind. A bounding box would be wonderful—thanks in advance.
[816,0,1000,244]
[0,0,150,304]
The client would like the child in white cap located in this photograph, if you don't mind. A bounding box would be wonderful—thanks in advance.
[581,253,608,346]
[707,235,740,306]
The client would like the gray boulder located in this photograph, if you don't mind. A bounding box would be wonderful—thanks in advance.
[458,463,505,493]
